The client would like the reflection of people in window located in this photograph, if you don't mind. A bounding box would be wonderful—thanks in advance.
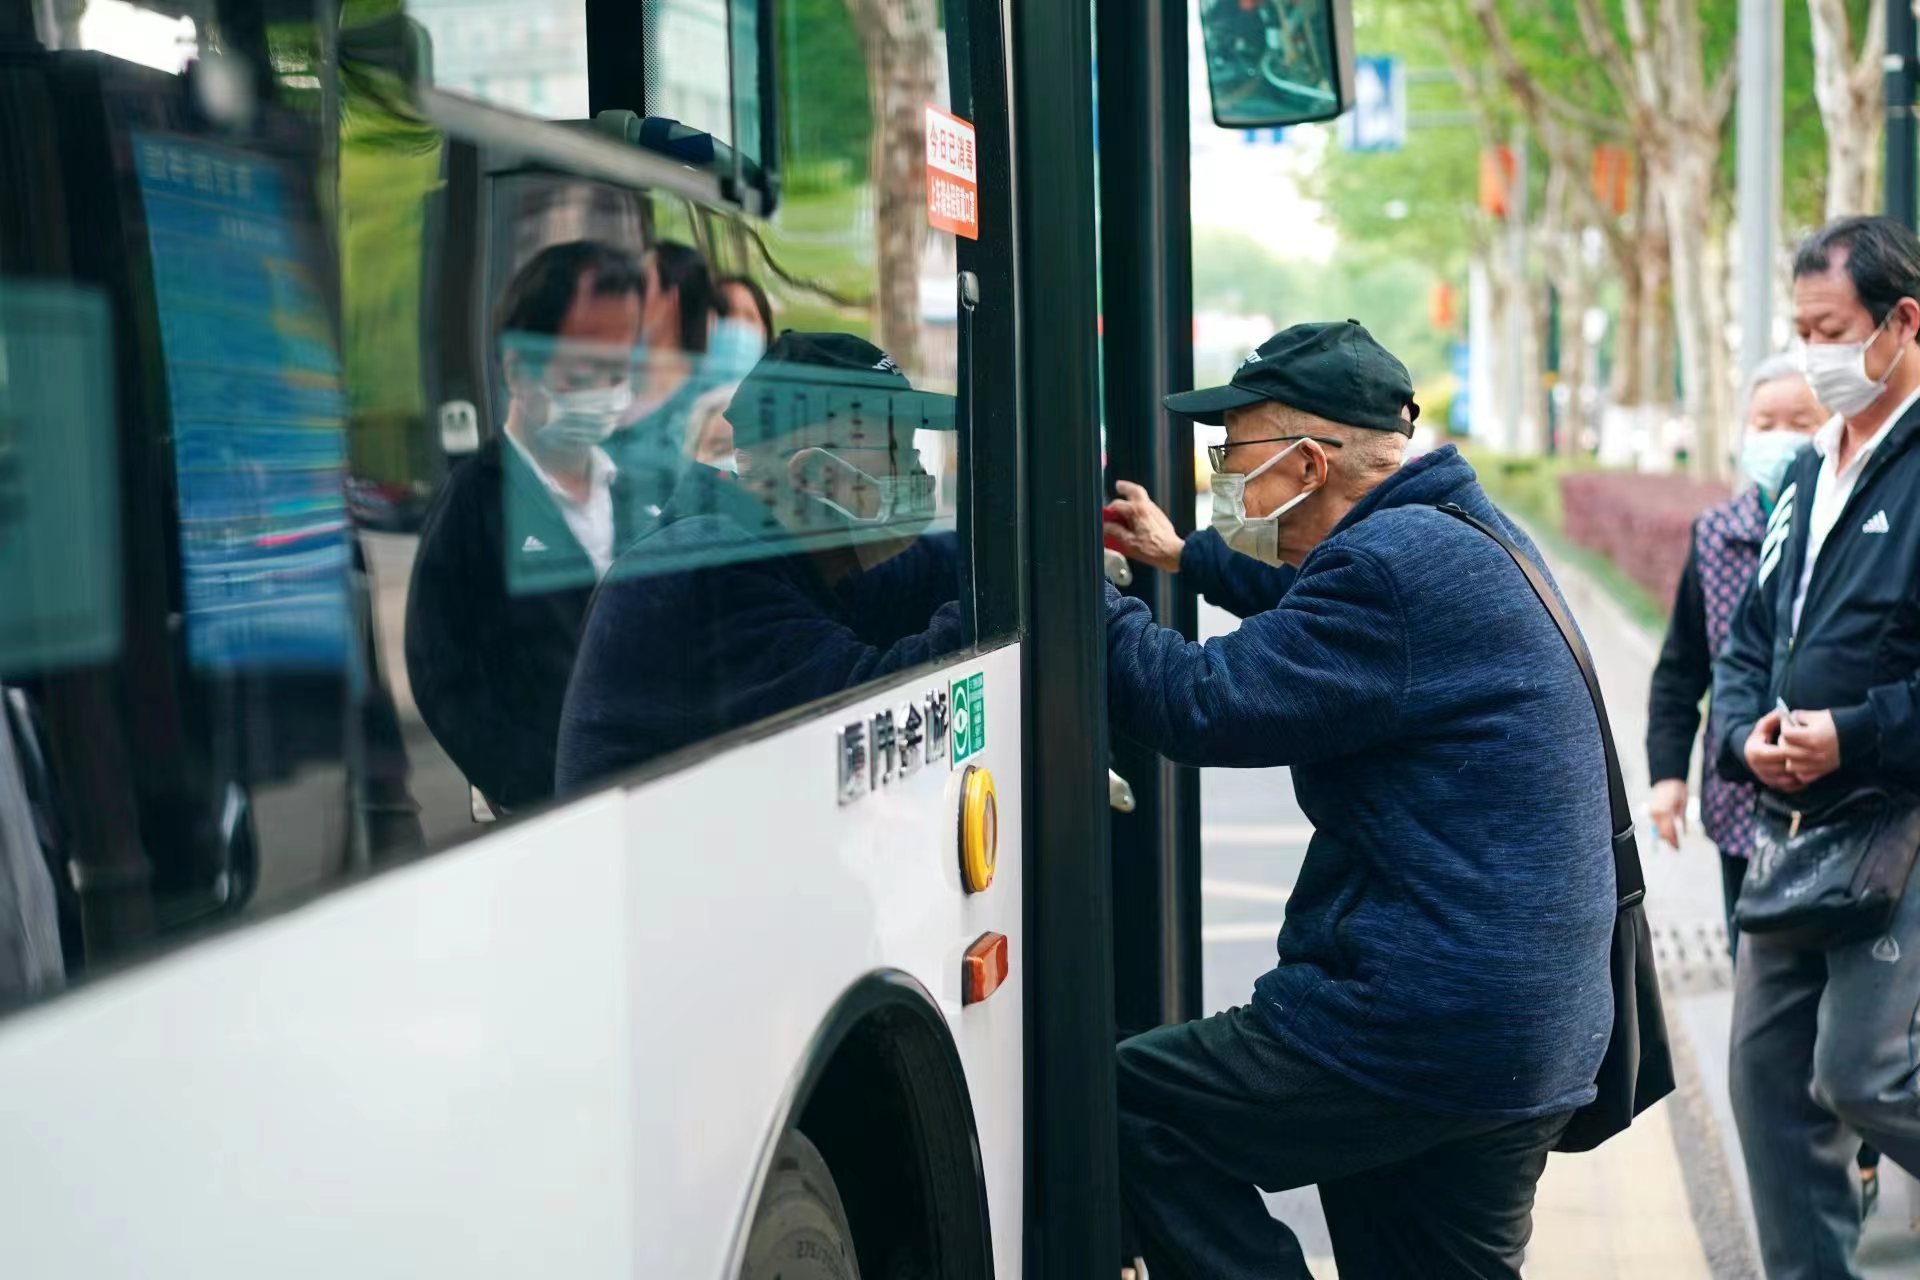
[404,241,649,812]
[713,274,774,351]
[683,382,741,474]
[714,276,771,345]
[611,241,714,511]
[555,332,964,792]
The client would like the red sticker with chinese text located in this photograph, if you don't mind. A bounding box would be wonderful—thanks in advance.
[925,105,979,240]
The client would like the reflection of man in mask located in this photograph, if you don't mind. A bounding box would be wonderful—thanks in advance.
[405,240,648,812]
[554,332,963,792]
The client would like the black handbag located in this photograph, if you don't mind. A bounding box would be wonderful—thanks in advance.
[1737,785,1920,949]
[1438,503,1675,1152]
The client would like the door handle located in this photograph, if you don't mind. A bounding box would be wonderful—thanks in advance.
[1108,768,1136,813]
[1103,548,1132,587]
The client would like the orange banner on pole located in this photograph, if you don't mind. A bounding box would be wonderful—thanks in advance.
[1591,145,1632,217]
[1479,146,1515,218]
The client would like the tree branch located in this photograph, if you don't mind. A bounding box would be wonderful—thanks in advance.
[1851,0,1889,99]
[1613,0,1667,115]
[1468,0,1630,140]
[1708,49,1738,128]
[1574,0,1644,108]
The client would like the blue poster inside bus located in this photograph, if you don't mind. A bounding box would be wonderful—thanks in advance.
[132,131,350,671]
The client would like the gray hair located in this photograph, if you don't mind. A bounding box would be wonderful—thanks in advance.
[1232,401,1406,493]
[1741,352,1816,425]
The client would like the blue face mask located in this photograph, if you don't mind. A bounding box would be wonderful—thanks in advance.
[706,319,767,382]
[1738,430,1807,503]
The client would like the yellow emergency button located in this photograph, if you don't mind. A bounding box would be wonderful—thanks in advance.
[959,765,998,893]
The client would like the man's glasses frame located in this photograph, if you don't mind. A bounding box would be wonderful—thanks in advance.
[1206,434,1345,473]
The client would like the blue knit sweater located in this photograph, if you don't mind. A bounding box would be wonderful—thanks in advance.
[1107,445,1615,1118]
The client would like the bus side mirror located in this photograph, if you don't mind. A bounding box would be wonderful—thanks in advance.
[1197,0,1355,129]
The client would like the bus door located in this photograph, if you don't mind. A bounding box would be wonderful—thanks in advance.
[1097,0,1358,1032]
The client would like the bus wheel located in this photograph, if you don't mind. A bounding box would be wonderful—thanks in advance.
[740,1130,862,1280]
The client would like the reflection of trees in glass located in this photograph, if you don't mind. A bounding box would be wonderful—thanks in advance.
[844,0,937,371]
[335,21,445,489]
[767,0,943,366]
[777,0,873,185]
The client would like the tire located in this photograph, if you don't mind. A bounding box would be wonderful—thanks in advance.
[739,1130,861,1280]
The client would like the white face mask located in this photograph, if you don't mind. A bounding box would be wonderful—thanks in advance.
[1209,437,1317,565]
[537,382,633,447]
[1738,430,1806,501]
[1802,313,1908,418]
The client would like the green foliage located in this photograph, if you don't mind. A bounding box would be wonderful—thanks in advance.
[775,0,871,183]
[1191,229,1450,389]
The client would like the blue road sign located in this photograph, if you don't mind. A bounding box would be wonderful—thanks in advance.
[1339,57,1405,153]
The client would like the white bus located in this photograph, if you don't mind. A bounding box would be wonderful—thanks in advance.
[0,0,1351,1274]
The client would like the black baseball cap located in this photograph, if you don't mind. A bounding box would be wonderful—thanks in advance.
[1164,319,1420,436]
[725,330,955,448]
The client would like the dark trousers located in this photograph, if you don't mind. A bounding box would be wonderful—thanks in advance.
[1721,851,1747,959]
[1116,1006,1573,1280]
[1729,873,1920,1280]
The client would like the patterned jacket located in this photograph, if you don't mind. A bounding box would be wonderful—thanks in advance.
[1647,488,1766,856]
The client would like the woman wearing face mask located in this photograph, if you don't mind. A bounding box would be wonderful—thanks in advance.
[711,274,774,370]
[1645,356,1825,954]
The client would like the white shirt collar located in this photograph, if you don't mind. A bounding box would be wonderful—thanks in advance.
[505,432,616,507]
[1815,381,1920,465]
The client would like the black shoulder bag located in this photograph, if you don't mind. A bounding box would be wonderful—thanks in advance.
[1737,787,1920,948]
[1438,503,1676,1152]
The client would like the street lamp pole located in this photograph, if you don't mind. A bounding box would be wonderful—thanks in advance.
[1737,0,1782,379]
[1887,0,1917,228]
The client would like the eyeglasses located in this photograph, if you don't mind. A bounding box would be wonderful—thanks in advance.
[1206,434,1345,473]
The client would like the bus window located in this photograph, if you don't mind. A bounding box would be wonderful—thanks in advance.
[408,0,591,120]
[0,0,996,1009]
[406,0,760,169]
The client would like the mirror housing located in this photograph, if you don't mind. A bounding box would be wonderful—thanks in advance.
[1197,0,1356,129]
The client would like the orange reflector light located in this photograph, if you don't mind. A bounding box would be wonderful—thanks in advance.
[963,932,1009,1005]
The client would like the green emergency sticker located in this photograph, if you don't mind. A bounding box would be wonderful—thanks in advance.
[950,672,985,765]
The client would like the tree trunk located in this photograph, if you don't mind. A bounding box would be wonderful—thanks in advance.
[1809,0,1885,219]
[1611,258,1646,407]
[1659,134,1733,479]
[846,0,938,371]
[1557,251,1594,453]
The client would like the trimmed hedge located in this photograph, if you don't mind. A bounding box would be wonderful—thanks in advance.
[1559,470,1728,611]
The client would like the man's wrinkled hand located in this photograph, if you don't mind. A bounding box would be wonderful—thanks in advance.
[1648,778,1688,850]
[1745,710,1805,793]
[1780,708,1842,788]
[1104,479,1186,574]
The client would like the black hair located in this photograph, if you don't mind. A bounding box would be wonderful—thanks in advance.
[1793,216,1920,330]
[494,240,644,354]
[715,274,775,338]
[649,240,714,353]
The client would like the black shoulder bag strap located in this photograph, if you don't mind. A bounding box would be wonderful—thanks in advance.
[1436,503,1645,911]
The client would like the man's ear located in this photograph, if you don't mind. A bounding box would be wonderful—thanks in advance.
[1300,439,1330,489]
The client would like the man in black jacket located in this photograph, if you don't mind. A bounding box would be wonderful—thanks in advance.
[405,241,650,813]
[1714,215,1920,1280]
